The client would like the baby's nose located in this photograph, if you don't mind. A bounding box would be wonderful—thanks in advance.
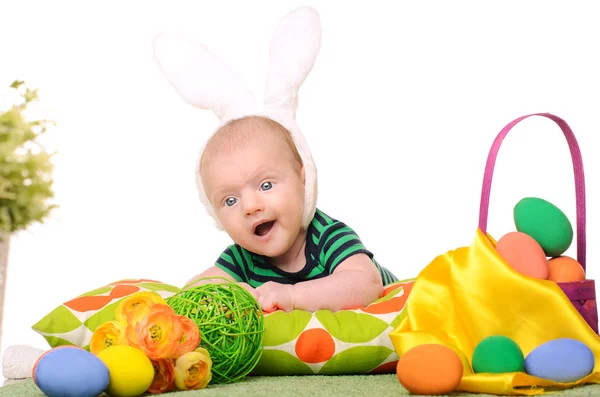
[243,194,264,215]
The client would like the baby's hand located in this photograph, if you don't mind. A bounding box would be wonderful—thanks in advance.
[256,282,294,313]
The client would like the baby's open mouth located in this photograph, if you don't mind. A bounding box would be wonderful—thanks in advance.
[254,221,275,236]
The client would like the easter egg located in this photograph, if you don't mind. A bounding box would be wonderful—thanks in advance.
[97,345,154,397]
[396,344,463,395]
[495,232,549,279]
[472,335,524,373]
[33,346,110,397]
[513,197,573,257]
[525,338,594,382]
[548,256,586,283]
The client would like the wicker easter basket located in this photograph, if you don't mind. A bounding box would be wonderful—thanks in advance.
[478,113,598,334]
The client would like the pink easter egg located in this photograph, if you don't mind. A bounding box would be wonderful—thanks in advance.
[495,232,549,279]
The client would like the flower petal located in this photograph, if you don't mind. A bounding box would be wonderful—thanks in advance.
[147,359,175,394]
[174,349,213,390]
[115,291,167,323]
[90,321,127,355]
[128,304,183,360]
[173,315,201,357]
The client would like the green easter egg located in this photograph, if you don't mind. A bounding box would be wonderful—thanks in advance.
[513,197,573,257]
[472,335,525,374]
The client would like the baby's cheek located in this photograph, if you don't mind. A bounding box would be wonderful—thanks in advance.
[219,213,243,235]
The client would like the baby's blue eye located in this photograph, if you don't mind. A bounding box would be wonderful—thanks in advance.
[225,197,237,207]
[261,182,273,191]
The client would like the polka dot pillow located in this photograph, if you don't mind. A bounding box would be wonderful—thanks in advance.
[31,277,414,376]
[31,279,180,350]
[252,279,415,375]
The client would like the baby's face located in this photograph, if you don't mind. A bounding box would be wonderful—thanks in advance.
[201,126,305,258]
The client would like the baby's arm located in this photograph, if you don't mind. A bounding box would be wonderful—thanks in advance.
[257,253,383,312]
[184,266,259,300]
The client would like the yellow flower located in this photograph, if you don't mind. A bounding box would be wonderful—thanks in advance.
[174,347,212,390]
[115,291,167,324]
[126,304,182,360]
[125,301,153,327]
[90,320,126,355]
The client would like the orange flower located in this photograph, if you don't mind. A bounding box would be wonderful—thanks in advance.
[126,304,182,360]
[174,347,212,390]
[173,316,201,357]
[90,320,126,355]
[115,291,167,324]
[148,358,176,394]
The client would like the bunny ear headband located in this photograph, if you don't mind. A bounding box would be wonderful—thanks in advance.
[153,7,322,230]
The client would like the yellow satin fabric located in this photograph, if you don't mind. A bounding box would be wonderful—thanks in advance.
[389,229,600,395]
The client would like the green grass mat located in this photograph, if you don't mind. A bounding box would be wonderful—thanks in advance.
[2,375,600,396]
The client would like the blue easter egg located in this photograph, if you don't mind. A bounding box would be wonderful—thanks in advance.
[525,338,594,383]
[33,346,110,397]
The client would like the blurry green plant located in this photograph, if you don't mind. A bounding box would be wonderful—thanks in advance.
[0,80,57,236]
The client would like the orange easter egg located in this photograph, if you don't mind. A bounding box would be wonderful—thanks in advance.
[548,256,586,282]
[495,232,549,279]
[396,344,463,395]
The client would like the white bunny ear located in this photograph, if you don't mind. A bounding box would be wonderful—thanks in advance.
[263,7,322,120]
[153,32,259,124]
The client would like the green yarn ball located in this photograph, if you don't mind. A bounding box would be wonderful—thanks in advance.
[472,335,525,374]
[166,279,265,384]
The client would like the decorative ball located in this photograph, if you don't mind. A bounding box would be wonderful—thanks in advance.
[513,197,573,257]
[472,335,524,374]
[166,280,265,384]
[96,345,154,397]
[396,344,463,395]
[33,346,110,397]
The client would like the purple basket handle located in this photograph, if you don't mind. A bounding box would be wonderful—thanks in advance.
[478,113,587,270]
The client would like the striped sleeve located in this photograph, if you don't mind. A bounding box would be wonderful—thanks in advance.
[214,245,249,283]
[374,259,399,286]
[320,222,373,273]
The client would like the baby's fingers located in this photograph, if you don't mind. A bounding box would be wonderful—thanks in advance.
[257,295,277,313]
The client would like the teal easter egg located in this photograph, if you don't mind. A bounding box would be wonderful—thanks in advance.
[525,338,594,382]
[472,335,525,374]
[33,346,110,397]
[513,197,573,257]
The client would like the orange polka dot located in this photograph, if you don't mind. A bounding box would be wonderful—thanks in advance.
[295,328,336,363]
[386,281,414,296]
[370,360,398,374]
[383,283,405,296]
[361,297,404,314]
[362,282,414,314]
[108,285,140,299]
[64,296,113,312]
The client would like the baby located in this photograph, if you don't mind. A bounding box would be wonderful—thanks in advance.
[185,116,398,312]
[152,7,398,313]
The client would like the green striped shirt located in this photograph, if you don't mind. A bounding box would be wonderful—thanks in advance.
[215,208,398,288]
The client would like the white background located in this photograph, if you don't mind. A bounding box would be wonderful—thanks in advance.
[1,0,599,379]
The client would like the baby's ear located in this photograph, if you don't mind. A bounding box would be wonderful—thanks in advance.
[153,32,259,124]
[263,7,322,121]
